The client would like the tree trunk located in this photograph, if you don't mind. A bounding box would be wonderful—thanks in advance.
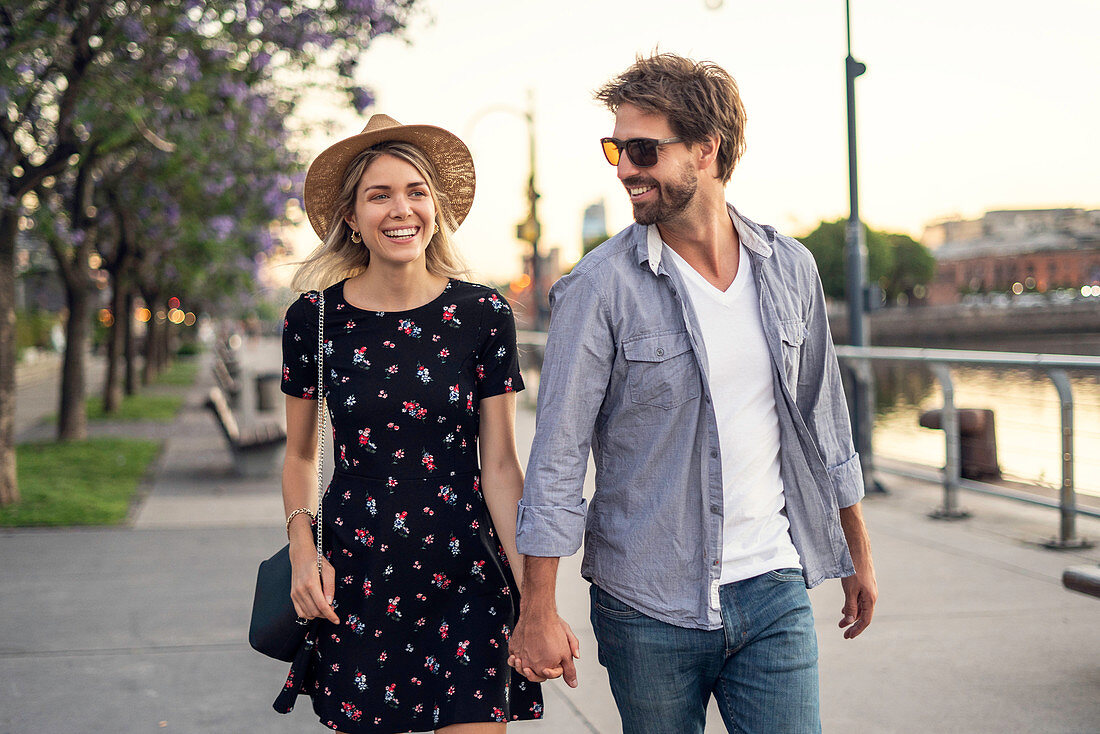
[0,208,20,505]
[57,286,93,441]
[124,290,137,396]
[159,315,172,372]
[142,310,159,385]
[102,275,126,413]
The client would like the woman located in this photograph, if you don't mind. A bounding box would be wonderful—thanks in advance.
[275,114,566,732]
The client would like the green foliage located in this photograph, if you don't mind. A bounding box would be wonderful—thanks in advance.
[174,341,204,357]
[0,438,161,526]
[582,234,608,258]
[798,219,933,303]
[15,310,59,354]
[882,233,935,300]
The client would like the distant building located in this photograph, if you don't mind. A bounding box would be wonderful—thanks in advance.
[923,208,1100,305]
[15,229,65,312]
[581,199,608,256]
[582,200,608,241]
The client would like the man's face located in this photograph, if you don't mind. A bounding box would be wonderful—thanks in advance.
[610,103,697,226]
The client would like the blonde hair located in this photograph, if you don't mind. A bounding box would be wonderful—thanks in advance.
[291,141,469,292]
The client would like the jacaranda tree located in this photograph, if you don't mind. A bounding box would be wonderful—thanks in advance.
[0,0,420,503]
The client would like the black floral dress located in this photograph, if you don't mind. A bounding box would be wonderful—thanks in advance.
[274,279,543,732]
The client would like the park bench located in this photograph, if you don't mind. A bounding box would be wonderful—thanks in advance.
[1063,565,1100,599]
[204,386,285,477]
[212,357,241,408]
[215,340,241,379]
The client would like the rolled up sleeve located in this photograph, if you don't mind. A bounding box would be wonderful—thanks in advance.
[517,268,614,557]
[826,452,864,508]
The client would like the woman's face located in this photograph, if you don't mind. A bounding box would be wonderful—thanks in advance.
[345,154,437,269]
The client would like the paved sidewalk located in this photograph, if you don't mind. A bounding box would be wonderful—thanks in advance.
[14,351,106,439]
[1,337,1098,733]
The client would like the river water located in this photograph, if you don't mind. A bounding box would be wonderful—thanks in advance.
[869,364,1100,498]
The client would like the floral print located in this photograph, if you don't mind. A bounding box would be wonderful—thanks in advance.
[276,279,539,732]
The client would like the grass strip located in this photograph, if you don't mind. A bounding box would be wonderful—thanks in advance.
[0,438,161,527]
[85,393,184,422]
[154,358,199,387]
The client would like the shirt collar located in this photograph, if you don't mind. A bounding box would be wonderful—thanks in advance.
[637,203,774,275]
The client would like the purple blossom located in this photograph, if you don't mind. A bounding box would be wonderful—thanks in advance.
[249,51,272,72]
[165,203,181,227]
[209,215,234,242]
[350,86,374,113]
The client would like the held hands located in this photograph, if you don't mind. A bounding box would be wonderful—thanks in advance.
[508,612,581,687]
[289,542,340,625]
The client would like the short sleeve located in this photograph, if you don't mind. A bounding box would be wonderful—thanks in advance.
[475,290,525,399]
[281,292,320,400]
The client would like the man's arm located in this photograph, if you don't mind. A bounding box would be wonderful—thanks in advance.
[796,246,878,635]
[510,267,615,684]
[839,502,877,638]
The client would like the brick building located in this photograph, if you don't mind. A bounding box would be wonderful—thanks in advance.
[924,209,1100,305]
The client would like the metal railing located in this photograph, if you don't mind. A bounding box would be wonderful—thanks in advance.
[835,346,1100,549]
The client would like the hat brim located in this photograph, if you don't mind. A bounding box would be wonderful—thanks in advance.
[303,123,475,241]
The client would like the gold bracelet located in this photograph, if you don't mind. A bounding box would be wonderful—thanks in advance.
[285,507,315,537]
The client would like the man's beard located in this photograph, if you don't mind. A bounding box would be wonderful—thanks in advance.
[625,163,697,226]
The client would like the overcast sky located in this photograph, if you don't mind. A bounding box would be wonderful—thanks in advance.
[283,0,1099,283]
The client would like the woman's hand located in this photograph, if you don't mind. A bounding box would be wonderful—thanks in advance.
[289,540,340,625]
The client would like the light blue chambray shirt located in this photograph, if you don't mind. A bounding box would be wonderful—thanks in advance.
[516,205,863,631]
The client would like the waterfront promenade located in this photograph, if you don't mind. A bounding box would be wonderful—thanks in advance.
[1,339,1098,732]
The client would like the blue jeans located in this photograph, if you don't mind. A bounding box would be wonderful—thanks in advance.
[589,570,820,734]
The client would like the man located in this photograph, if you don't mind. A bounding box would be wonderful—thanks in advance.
[509,54,877,733]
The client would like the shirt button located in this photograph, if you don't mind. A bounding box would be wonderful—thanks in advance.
[710,450,718,458]
[656,347,665,357]
[710,504,722,514]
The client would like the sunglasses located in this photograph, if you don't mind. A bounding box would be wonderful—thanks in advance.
[600,136,683,167]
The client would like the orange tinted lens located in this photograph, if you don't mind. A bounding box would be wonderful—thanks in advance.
[601,139,621,165]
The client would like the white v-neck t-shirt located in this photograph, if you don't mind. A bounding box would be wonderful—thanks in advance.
[661,234,802,584]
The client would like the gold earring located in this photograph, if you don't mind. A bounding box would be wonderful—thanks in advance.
[350,230,362,243]
[433,223,440,235]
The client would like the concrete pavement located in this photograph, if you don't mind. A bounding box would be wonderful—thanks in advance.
[1,337,1098,733]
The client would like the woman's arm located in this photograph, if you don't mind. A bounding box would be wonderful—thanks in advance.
[283,395,339,624]
[478,392,526,590]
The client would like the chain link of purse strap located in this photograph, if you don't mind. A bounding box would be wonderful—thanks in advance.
[315,292,326,576]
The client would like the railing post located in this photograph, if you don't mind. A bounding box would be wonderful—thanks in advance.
[1043,369,1093,549]
[929,363,969,520]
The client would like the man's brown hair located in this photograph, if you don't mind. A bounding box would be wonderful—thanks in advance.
[595,53,747,184]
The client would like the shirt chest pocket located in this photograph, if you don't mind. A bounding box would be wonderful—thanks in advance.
[779,318,807,395]
[622,331,700,410]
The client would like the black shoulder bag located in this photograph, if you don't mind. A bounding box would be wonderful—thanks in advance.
[249,291,327,661]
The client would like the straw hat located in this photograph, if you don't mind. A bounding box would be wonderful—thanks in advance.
[302,114,476,241]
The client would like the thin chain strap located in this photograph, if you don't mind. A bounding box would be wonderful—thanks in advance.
[315,292,326,576]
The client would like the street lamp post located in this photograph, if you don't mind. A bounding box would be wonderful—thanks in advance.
[468,93,547,332]
[516,90,547,331]
[844,0,881,493]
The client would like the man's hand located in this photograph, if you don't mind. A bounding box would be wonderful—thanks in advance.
[839,566,876,638]
[838,501,877,639]
[509,611,580,687]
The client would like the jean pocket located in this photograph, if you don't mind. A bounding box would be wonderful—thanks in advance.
[766,567,805,583]
[622,330,699,410]
[591,585,644,619]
